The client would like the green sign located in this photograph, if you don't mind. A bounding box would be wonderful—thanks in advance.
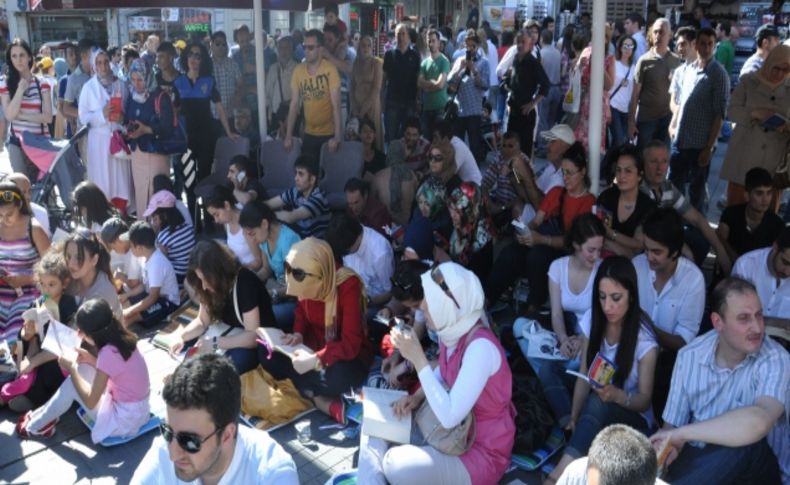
[184,23,209,32]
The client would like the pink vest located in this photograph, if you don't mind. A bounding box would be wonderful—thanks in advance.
[440,325,516,485]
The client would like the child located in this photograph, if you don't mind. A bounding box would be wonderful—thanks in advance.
[16,298,150,442]
[144,190,195,285]
[120,221,180,328]
[100,217,142,293]
[1,250,78,413]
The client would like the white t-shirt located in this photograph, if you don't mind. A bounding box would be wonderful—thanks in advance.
[144,249,180,306]
[110,249,142,281]
[130,424,298,485]
[632,254,705,344]
[31,202,50,237]
[548,256,600,328]
[343,226,395,299]
[226,223,256,267]
[733,247,790,319]
[450,136,483,185]
[609,60,635,113]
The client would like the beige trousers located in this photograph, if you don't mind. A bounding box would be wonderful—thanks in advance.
[130,148,169,218]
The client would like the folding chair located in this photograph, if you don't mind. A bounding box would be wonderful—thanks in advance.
[318,141,364,211]
[259,138,302,198]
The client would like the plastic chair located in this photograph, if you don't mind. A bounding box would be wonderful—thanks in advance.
[194,136,250,198]
[319,141,364,211]
[259,138,302,198]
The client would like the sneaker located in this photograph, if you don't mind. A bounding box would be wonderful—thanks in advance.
[15,411,57,439]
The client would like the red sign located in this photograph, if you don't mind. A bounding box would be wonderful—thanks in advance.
[395,3,404,21]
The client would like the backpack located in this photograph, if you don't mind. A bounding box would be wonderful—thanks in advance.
[510,358,556,454]
[152,91,188,155]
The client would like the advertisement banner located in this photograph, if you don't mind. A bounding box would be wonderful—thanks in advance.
[482,0,504,31]
[128,16,163,32]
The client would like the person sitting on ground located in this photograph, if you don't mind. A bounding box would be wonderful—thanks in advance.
[557,423,668,485]
[402,176,454,260]
[344,177,392,238]
[546,256,659,484]
[72,181,118,234]
[263,155,331,239]
[639,140,732,273]
[649,277,788,485]
[480,131,530,226]
[168,240,276,374]
[205,185,259,271]
[431,118,483,185]
[144,190,195,285]
[359,262,515,485]
[717,167,785,263]
[16,299,150,442]
[131,354,298,484]
[597,144,656,257]
[228,154,267,205]
[325,213,395,314]
[370,149,420,227]
[387,115,431,174]
[732,226,790,329]
[359,117,386,179]
[120,221,180,328]
[100,217,142,293]
[632,208,705,422]
[239,200,302,331]
[4,173,49,236]
[230,105,261,157]
[256,238,372,424]
[151,174,193,227]
[64,229,123,320]
[424,141,462,194]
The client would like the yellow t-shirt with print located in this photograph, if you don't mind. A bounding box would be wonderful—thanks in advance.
[291,59,340,137]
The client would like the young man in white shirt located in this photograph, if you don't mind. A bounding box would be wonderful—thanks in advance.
[650,277,788,485]
[432,119,483,185]
[732,226,790,329]
[120,221,180,328]
[131,354,298,485]
[632,208,705,421]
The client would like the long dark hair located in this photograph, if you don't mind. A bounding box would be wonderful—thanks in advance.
[185,240,241,319]
[616,34,636,65]
[75,299,138,360]
[587,256,643,387]
[72,181,116,228]
[179,42,213,77]
[153,206,185,231]
[561,24,576,60]
[65,229,113,283]
[565,213,606,252]
[5,38,35,99]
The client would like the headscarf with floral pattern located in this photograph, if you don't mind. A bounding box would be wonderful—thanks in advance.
[447,182,494,266]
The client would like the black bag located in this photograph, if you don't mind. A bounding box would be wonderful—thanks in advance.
[511,370,555,454]
[443,96,459,122]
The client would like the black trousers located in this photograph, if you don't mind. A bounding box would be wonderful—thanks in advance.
[485,241,564,309]
[508,105,537,158]
[257,348,368,399]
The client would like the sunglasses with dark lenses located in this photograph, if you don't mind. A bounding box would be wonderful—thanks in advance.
[429,154,444,161]
[160,422,221,454]
[0,190,22,203]
[431,265,460,309]
[284,262,318,282]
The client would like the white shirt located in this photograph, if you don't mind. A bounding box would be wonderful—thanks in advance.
[484,40,499,87]
[144,248,180,306]
[31,202,50,237]
[110,248,142,281]
[495,44,518,79]
[548,256,600,327]
[343,226,395,299]
[732,247,790,319]
[131,424,299,485]
[610,60,636,113]
[540,45,562,85]
[450,136,483,184]
[632,254,705,344]
[226,223,256,267]
[535,161,564,194]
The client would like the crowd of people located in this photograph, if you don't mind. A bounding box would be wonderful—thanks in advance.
[0,2,788,484]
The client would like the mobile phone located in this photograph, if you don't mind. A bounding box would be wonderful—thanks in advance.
[236,171,246,182]
[511,219,530,236]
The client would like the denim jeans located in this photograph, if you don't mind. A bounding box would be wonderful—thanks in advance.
[665,439,781,485]
[609,108,629,148]
[225,347,260,375]
[454,115,484,163]
[669,143,710,214]
[636,113,672,152]
[384,102,417,144]
[566,393,649,458]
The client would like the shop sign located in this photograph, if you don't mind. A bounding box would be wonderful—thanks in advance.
[129,16,163,31]
[184,23,210,33]
[394,3,404,21]
[161,8,179,22]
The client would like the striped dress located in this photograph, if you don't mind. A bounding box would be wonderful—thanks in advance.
[0,230,40,343]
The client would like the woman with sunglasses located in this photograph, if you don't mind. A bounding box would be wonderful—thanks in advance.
[425,142,462,195]
[169,240,276,374]
[544,256,658,484]
[174,42,236,223]
[609,35,636,148]
[257,238,372,424]
[0,182,50,342]
[78,49,132,215]
[16,298,150,441]
[359,262,515,485]
[0,39,53,180]
[71,181,119,234]
[63,229,123,321]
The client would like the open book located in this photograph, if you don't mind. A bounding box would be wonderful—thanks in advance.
[40,319,82,360]
[361,387,411,444]
[151,331,181,352]
[256,327,314,360]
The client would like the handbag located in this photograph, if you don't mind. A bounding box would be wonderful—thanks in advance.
[562,63,582,115]
[110,130,131,159]
[153,91,188,155]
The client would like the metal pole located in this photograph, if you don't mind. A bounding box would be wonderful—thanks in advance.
[254,0,268,141]
[588,0,605,194]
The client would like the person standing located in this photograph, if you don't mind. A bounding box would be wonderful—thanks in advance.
[668,28,729,214]
[714,21,735,76]
[266,36,297,135]
[382,23,421,144]
[505,29,549,159]
[210,31,242,125]
[447,30,489,163]
[418,29,450,138]
[624,13,648,61]
[283,29,342,162]
[322,24,356,125]
[350,36,383,149]
[740,24,781,78]
[609,35,637,149]
[536,29,562,156]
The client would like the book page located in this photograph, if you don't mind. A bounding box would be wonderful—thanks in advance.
[40,319,82,359]
[361,387,411,444]
[256,327,313,359]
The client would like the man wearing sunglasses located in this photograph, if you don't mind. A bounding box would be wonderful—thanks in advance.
[132,354,298,484]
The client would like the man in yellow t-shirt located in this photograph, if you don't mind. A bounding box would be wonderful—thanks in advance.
[284,29,342,161]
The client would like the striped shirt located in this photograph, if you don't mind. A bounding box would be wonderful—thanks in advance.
[0,76,51,138]
[732,248,790,318]
[481,159,519,206]
[156,223,195,278]
[280,187,331,239]
[640,179,691,215]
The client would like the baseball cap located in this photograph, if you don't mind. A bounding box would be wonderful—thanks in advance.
[754,24,779,44]
[100,217,129,244]
[143,190,177,218]
[37,56,53,70]
[174,39,187,50]
[540,124,575,145]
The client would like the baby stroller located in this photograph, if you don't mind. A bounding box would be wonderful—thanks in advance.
[25,126,88,232]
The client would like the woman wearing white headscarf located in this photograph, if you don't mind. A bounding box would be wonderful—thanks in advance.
[359,262,516,485]
[78,49,132,215]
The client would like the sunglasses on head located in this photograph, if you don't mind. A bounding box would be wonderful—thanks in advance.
[160,422,221,454]
[0,190,22,203]
[284,262,318,282]
[430,264,460,309]
[390,276,413,292]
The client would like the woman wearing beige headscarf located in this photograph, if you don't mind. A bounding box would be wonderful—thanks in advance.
[720,44,790,206]
[257,237,373,423]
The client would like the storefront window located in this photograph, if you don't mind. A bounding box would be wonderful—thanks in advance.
[29,13,107,49]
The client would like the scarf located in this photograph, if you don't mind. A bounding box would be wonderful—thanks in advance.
[416,177,447,219]
[284,238,367,341]
[447,182,493,266]
[129,58,149,104]
[420,262,484,348]
[91,49,116,91]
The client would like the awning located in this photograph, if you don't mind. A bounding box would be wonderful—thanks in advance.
[40,0,350,10]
